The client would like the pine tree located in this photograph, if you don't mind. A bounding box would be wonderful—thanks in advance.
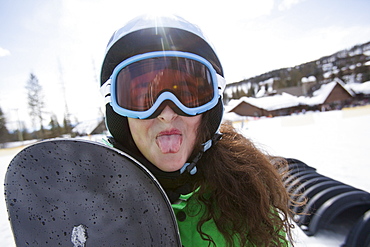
[0,107,10,144]
[26,73,45,139]
[62,115,73,135]
[49,115,62,138]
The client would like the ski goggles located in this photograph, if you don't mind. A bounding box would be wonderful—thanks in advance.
[101,51,225,119]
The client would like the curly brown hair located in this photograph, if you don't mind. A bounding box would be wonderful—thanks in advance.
[191,118,295,246]
[117,107,296,246]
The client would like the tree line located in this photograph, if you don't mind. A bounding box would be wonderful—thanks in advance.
[0,73,74,145]
[224,41,370,102]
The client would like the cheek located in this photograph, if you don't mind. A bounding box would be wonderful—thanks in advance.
[186,115,202,143]
[191,115,202,131]
[127,118,152,148]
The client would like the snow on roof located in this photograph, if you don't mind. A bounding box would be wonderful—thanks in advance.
[224,97,245,112]
[299,81,337,106]
[226,78,364,112]
[72,118,103,135]
[226,92,300,112]
[247,93,300,110]
[345,81,370,95]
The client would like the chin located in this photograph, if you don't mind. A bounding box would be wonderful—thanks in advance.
[156,159,186,172]
[150,152,189,172]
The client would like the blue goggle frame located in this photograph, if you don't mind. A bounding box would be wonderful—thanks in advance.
[104,51,221,119]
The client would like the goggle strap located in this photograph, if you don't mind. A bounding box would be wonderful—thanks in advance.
[216,74,226,98]
[100,79,112,104]
[180,132,223,175]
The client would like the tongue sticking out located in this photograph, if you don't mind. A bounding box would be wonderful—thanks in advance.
[156,135,182,153]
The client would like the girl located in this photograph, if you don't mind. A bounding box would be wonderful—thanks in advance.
[100,14,294,246]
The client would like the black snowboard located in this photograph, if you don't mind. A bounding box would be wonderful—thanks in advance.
[4,139,181,246]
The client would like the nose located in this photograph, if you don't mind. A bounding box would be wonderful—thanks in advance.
[157,105,178,122]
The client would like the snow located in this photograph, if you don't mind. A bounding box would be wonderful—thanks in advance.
[255,86,266,98]
[232,106,370,194]
[301,76,316,83]
[363,50,370,56]
[1,106,370,246]
[299,79,356,106]
[346,81,370,95]
[227,105,370,246]
[227,93,301,112]
[1,140,37,149]
[0,148,17,247]
[299,81,337,106]
[72,118,104,135]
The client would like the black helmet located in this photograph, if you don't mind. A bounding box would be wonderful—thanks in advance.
[100,14,225,175]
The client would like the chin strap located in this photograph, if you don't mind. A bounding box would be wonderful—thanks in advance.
[180,132,223,175]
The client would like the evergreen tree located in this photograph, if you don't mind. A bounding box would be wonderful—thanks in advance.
[62,114,73,135]
[26,73,45,139]
[49,114,62,138]
[0,107,10,144]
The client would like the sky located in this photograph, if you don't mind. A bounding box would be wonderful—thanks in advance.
[1,0,370,131]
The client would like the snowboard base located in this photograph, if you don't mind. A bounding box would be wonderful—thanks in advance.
[5,139,181,246]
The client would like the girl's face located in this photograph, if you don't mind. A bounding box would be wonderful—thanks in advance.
[128,106,202,172]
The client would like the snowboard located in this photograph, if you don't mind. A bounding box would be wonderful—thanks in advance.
[4,138,181,246]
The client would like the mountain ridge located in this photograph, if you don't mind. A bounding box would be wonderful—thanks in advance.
[224,41,370,101]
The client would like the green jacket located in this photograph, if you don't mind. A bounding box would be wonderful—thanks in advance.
[171,192,289,247]
[172,191,230,246]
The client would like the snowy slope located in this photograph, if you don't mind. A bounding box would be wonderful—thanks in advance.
[1,106,369,246]
[1,148,18,247]
[231,106,370,246]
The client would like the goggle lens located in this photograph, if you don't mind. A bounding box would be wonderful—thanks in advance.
[116,57,214,111]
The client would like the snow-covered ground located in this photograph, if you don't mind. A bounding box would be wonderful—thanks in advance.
[1,106,369,246]
[228,105,370,246]
[234,106,370,194]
